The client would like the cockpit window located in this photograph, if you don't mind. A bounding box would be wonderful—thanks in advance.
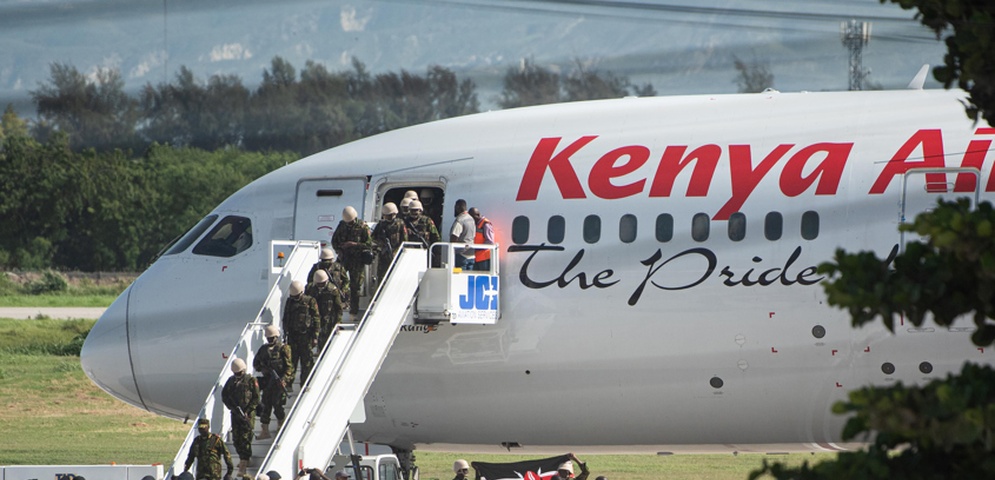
[192,215,253,257]
[163,214,219,256]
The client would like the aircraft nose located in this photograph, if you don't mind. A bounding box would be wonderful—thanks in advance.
[80,288,146,411]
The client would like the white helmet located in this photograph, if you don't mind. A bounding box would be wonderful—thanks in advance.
[231,358,246,374]
[265,325,280,338]
[403,190,419,200]
[320,247,336,260]
[313,270,329,283]
[289,280,305,296]
[453,459,470,473]
[342,206,358,222]
[256,475,270,480]
[409,200,423,212]
[382,202,398,215]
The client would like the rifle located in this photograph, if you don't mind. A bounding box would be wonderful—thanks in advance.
[265,368,287,394]
[235,406,250,424]
[404,218,429,248]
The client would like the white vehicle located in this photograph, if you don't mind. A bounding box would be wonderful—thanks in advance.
[326,454,405,480]
[81,86,995,458]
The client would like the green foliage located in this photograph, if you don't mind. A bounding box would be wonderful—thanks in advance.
[29,56,480,156]
[751,364,995,479]
[0,318,93,356]
[24,270,68,295]
[499,57,656,108]
[0,274,16,295]
[733,56,775,93]
[819,199,995,345]
[882,0,995,125]
[758,199,995,478]
[31,63,141,152]
[498,57,562,108]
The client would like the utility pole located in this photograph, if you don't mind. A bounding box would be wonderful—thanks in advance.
[840,19,872,91]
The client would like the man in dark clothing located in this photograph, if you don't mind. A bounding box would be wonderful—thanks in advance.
[308,248,350,305]
[254,325,292,440]
[331,206,372,315]
[221,357,259,476]
[307,269,345,348]
[282,280,319,388]
[372,202,407,282]
[184,418,234,480]
[405,200,440,248]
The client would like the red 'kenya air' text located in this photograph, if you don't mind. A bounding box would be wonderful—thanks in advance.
[515,128,995,220]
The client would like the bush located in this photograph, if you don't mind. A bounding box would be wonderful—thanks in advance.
[25,270,68,294]
[0,272,18,295]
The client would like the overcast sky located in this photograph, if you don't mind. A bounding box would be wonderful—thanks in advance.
[0,0,948,114]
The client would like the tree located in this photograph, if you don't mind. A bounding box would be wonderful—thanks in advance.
[498,58,562,108]
[751,198,995,479]
[733,55,774,93]
[563,60,631,102]
[0,104,30,144]
[882,1,995,125]
[31,63,140,151]
[244,56,304,152]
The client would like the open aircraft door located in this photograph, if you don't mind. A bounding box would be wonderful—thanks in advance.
[900,167,980,251]
[295,177,369,247]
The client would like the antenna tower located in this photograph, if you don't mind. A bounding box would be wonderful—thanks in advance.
[840,19,872,91]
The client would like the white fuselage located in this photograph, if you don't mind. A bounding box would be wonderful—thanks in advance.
[81,88,995,453]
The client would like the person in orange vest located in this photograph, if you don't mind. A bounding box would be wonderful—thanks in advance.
[468,207,494,271]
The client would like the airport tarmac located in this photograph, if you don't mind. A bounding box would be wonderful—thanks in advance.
[0,307,106,319]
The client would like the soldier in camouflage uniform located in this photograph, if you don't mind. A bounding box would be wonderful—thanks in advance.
[221,358,259,475]
[282,280,319,388]
[405,200,440,248]
[331,206,373,315]
[184,418,234,480]
[306,269,345,348]
[253,325,292,440]
[372,202,408,282]
[308,247,350,307]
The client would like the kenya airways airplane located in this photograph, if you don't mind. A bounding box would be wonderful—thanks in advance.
[81,87,994,456]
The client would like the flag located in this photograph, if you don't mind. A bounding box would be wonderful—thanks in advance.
[472,454,571,480]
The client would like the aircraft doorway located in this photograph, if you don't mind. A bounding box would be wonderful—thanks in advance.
[900,167,980,250]
[294,177,368,247]
[379,186,445,233]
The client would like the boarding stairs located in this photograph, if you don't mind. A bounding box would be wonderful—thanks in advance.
[164,241,500,480]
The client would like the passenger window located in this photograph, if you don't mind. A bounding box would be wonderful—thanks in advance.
[164,214,218,255]
[765,212,783,241]
[801,211,820,240]
[583,215,601,244]
[692,213,710,242]
[548,215,565,244]
[192,215,253,257]
[655,214,673,242]
[619,214,637,243]
[512,216,529,244]
[728,212,746,241]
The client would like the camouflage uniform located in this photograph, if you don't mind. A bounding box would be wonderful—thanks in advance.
[332,218,373,314]
[282,293,319,387]
[306,280,345,348]
[372,217,408,281]
[184,429,233,480]
[406,215,440,248]
[308,259,351,307]
[221,372,259,462]
[253,339,293,426]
